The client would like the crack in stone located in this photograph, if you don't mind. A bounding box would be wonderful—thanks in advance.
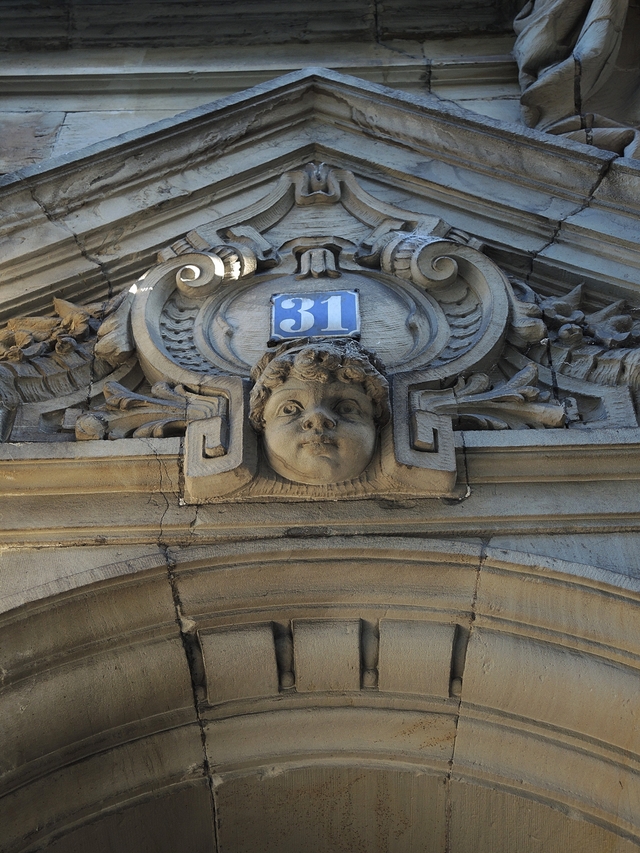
[444,538,486,852]
[163,542,219,850]
[360,5,432,92]
[28,183,114,300]
[458,429,472,503]
[188,503,200,537]
[177,436,186,506]
[26,182,116,416]
[29,182,114,416]
[522,152,617,285]
[574,55,583,117]
[537,146,612,418]
[543,335,565,420]
[422,47,433,95]
[138,436,186,549]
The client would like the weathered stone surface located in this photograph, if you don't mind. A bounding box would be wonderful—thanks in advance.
[378,619,456,697]
[450,783,640,853]
[443,96,523,123]
[202,624,280,704]
[0,1,520,51]
[0,543,166,610]
[205,708,458,771]
[42,783,216,853]
[0,728,209,852]
[293,619,361,692]
[2,19,640,849]
[488,532,640,579]
[0,637,193,777]
[2,476,640,546]
[0,111,64,173]
[214,766,447,853]
[51,109,179,157]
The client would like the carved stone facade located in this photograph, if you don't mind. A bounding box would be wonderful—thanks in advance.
[5,162,640,507]
[2,9,640,853]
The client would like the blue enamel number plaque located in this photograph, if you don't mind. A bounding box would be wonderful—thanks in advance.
[270,290,360,341]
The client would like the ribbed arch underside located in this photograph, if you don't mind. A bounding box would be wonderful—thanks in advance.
[1,537,639,852]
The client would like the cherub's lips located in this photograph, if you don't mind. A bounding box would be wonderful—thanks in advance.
[300,435,338,452]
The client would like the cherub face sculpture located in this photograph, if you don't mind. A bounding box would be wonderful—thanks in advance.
[249,339,389,486]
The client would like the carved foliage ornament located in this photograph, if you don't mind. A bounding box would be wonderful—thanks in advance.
[3,164,640,502]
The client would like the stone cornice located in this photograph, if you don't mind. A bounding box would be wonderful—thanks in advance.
[0,43,517,96]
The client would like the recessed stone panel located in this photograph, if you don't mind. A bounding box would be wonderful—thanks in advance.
[201,624,279,704]
[378,619,456,698]
[293,619,361,692]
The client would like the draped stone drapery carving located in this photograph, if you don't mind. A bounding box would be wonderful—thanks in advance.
[514,0,640,157]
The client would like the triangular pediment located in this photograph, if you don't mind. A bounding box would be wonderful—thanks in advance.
[3,68,640,506]
[2,67,639,324]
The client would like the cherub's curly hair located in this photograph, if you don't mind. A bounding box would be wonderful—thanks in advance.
[249,338,390,432]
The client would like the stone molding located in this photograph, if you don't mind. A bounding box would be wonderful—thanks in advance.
[0,2,521,51]
[0,42,517,97]
[3,455,640,549]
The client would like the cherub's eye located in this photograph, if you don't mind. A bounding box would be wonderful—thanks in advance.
[335,400,360,416]
[279,401,302,416]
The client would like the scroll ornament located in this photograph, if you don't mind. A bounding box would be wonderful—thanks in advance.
[2,234,639,482]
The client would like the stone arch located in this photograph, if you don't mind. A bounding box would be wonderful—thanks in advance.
[2,537,639,851]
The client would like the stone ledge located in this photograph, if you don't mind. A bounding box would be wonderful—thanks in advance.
[1,429,640,497]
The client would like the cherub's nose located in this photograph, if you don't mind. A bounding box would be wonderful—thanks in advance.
[302,406,336,431]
